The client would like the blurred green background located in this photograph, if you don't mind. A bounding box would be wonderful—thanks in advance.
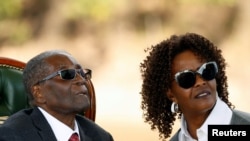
[0,0,238,46]
[0,0,249,140]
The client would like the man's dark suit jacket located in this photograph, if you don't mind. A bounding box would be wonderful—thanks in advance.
[0,107,114,141]
[169,110,250,141]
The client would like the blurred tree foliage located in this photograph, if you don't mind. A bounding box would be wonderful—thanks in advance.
[0,0,24,45]
[0,0,49,46]
[60,0,114,38]
[0,0,237,46]
[0,0,21,19]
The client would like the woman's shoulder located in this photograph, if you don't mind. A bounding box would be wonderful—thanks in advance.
[169,129,181,141]
[231,109,250,124]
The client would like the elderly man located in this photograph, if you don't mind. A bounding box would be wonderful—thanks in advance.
[0,50,114,141]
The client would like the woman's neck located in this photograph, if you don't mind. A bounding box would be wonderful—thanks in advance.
[184,110,211,139]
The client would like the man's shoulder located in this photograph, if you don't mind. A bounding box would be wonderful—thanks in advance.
[1,108,38,128]
[5,108,32,119]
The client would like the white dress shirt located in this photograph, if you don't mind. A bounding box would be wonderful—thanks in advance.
[178,97,233,141]
[38,107,80,141]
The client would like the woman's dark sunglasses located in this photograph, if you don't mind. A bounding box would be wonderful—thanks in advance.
[174,61,218,89]
[38,69,92,84]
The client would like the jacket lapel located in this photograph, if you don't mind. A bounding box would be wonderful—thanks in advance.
[31,107,57,141]
[78,125,92,141]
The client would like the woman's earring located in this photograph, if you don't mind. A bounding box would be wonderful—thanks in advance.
[171,102,179,113]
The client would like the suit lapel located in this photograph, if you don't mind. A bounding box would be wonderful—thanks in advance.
[78,126,92,141]
[31,107,57,141]
[76,116,94,141]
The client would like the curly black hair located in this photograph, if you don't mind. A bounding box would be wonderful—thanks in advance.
[139,32,234,140]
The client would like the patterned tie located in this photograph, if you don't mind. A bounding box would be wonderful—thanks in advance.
[68,132,79,141]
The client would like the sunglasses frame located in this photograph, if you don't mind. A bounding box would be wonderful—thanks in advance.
[174,61,218,89]
[37,68,92,84]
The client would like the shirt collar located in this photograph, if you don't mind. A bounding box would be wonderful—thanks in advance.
[38,107,80,141]
[179,97,233,141]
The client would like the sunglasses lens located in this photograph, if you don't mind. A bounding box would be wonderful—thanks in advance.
[201,63,217,81]
[177,72,196,89]
[60,69,76,80]
[175,62,218,89]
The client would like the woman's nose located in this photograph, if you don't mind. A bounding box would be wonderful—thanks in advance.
[194,74,206,87]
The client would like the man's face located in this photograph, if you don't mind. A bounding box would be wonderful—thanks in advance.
[34,53,90,116]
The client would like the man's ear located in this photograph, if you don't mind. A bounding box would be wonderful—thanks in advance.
[32,85,46,104]
[166,89,177,103]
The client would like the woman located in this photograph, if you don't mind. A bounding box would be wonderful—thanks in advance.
[139,33,250,141]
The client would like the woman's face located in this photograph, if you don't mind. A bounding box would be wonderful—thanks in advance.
[167,50,217,116]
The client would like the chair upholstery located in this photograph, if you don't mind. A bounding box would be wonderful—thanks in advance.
[0,57,96,124]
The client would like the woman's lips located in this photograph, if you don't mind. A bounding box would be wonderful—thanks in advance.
[195,90,211,98]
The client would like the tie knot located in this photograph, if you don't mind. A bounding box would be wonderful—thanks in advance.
[68,132,79,141]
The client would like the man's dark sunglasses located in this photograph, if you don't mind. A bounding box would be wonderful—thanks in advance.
[38,69,92,84]
[174,61,218,89]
